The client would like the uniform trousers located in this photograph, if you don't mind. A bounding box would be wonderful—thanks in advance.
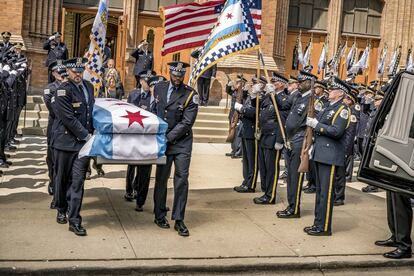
[386,191,413,251]
[126,164,152,206]
[286,144,305,214]
[0,115,7,161]
[306,160,316,189]
[12,105,23,138]
[258,146,281,203]
[334,154,353,202]
[154,152,191,221]
[241,138,258,190]
[54,149,89,225]
[314,162,337,232]
[197,77,211,105]
[46,145,54,187]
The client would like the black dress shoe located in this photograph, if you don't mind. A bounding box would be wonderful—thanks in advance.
[361,185,379,193]
[5,145,17,151]
[135,205,143,212]
[231,154,242,159]
[85,171,91,180]
[124,192,134,202]
[334,200,344,206]
[233,185,255,193]
[225,152,233,157]
[253,195,274,205]
[154,217,170,229]
[4,160,12,166]
[56,211,67,224]
[69,224,87,236]
[5,154,10,158]
[304,225,317,233]
[97,168,105,177]
[47,182,54,195]
[304,187,316,194]
[383,248,412,259]
[174,220,190,237]
[280,171,288,180]
[50,199,56,209]
[307,228,332,236]
[375,237,398,247]
[0,161,9,168]
[0,170,3,176]
[277,209,300,218]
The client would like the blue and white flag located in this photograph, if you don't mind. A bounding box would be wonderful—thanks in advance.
[350,45,370,74]
[377,44,388,75]
[79,99,168,160]
[190,0,259,84]
[83,0,108,94]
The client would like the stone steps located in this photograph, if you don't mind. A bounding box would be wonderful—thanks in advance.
[193,106,229,144]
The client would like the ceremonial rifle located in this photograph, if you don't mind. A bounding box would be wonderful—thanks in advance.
[298,77,315,173]
[225,78,243,143]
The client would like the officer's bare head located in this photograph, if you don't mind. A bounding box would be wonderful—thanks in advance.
[67,68,84,84]
[298,79,311,92]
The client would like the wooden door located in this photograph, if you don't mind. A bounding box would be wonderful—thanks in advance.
[116,15,127,84]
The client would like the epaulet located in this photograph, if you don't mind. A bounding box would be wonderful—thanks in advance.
[184,86,199,107]
[184,84,196,93]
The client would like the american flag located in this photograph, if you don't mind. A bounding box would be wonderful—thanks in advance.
[161,0,262,56]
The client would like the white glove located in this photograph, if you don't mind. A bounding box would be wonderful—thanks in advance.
[227,81,234,87]
[20,63,27,68]
[49,35,55,41]
[234,102,243,112]
[274,142,284,150]
[3,64,10,72]
[84,134,93,142]
[10,70,17,76]
[265,83,276,94]
[0,64,2,73]
[306,117,318,129]
[18,68,25,72]
[252,83,262,94]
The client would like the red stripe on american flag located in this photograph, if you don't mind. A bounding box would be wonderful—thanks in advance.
[165,10,217,26]
[165,18,219,35]
[163,29,212,45]
[162,41,206,56]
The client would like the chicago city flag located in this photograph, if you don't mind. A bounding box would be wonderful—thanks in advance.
[190,0,259,84]
[79,99,168,160]
[83,0,108,94]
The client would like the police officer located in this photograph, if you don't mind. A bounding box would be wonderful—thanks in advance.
[304,80,329,194]
[304,77,351,236]
[334,86,359,206]
[131,39,154,87]
[53,57,94,236]
[277,70,316,218]
[124,70,156,205]
[190,48,217,106]
[43,32,68,83]
[152,61,198,237]
[253,75,289,205]
[356,87,375,161]
[0,32,13,59]
[43,60,67,206]
[225,75,243,159]
[233,74,258,193]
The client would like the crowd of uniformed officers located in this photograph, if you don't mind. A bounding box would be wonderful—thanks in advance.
[228,67,385,237]
[0,31,29,177]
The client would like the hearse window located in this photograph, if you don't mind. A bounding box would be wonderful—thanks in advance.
[409,113,414,139]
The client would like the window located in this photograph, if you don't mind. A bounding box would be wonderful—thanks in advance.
[173,53,181,62]
[146,29,155,52]
[139,0,194,12]
[288,0,329,31]
[342,0,383,36]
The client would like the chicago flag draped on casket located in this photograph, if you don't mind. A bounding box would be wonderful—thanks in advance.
[79,98,167,160]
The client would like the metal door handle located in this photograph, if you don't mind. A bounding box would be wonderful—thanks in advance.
[374,160,398,172]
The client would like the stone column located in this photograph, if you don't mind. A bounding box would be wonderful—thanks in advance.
[272,0,289,72]
[326,0,343,59]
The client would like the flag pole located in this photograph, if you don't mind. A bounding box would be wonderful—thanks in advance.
[254,50,261,141]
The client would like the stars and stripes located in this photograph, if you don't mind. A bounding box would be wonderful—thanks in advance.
[161,0,262,56]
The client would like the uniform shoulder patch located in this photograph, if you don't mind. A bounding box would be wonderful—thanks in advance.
[355,104,361,111]
[57,89,66,97]
[340,108,349,119]
[192,94,199,105]
[44,89,50,95]
[351,115,357,123]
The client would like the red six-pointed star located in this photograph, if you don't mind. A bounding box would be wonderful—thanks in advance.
[121,110,148,128]
[226,13,233,19]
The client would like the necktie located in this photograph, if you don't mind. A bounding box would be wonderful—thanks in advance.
[167,86,177,103]
[78,84,88,103]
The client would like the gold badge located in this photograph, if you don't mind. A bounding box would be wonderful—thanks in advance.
[72,102,81,108]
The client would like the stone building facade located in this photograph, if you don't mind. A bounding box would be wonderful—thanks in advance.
[1,1,413,102]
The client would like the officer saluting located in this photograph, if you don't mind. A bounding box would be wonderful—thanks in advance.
[131,39,154,87]
[0,32,13,59]
[53,57,94,236]
[43,32,68,83]
[152,61,199,237]
[304,77,351,236]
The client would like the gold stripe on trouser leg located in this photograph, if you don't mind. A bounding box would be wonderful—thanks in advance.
[294,173,304,214]
[324,165,336,232]
[270,150,280,203]
[251,139,259,189]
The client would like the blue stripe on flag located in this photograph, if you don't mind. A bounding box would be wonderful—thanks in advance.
[156,117,168,157]
[89,133,113,159]
[92,104,113,134]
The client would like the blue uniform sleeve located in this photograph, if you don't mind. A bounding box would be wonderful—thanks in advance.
[314,106,350,140]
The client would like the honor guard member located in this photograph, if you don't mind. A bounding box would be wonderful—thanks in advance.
[356,86,375,160]
[304,80,329,194]
[277,70,317,218]
[43,32,68,83]
[152,61,198,237]
[131,39,154,87]
[233,74,259,193]
[124,70,157,211]
[0,32,13,59]
[334,86,359,206]
[304,77,351,236]
[253,75,289,205]
[3,56,19,152]
[225,75,243,158]
[43,60,66,204]
[53,57,94,236]
[190,48,217,106]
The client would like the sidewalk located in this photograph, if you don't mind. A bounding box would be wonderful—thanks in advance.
[0,136,412,274]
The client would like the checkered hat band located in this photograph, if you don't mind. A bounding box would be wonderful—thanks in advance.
[330,82,347,92]
[272,77,287,83]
